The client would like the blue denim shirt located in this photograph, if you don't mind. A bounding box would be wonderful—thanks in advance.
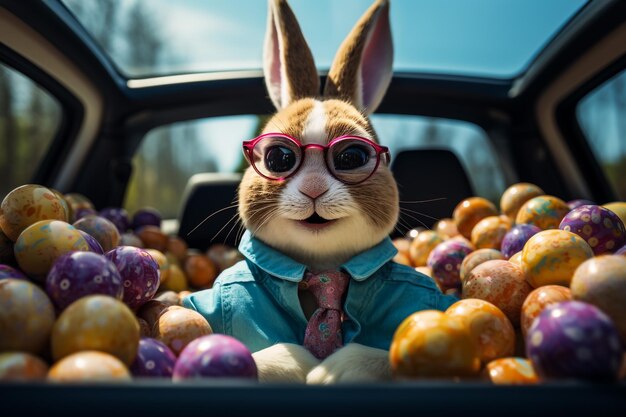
[183,231,458,353]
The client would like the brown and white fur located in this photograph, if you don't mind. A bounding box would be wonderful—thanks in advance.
[242,0,397,383]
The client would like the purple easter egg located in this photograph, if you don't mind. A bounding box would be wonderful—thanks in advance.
[559,205,626,255]
[100,207,130,233]
[567,199,596,210]
[616,245,626,256]
[79,231,104,254]
[427,238,474,291]
[500,224,541,259]
[173,334,257,381]
[45,251,123,311]
[131,208,162,231]
[105,246,160,310]
[74,207,97,221]
[0,264,27,280]
[130,337,177,378]
[526,300,624,380]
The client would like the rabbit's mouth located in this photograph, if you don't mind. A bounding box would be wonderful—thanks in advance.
[297,212,337,230]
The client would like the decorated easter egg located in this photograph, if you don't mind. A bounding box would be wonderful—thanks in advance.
[521,229,593,288]
[462,260,532,327]
[500,183,544,221]
[0,352,49,381]
[14,220,89,281]
[571,255,626,341]
[526,301,624,380]
[0,184,68,241]
[559,205,625,255]
[453,197,498,240]
[501,224,542,260]
[73,207,97,221]
[120,232,144,248]
[0,264,27,280]
[409,231,444,267]
[459,249,504,282]
[105,246,160,310]
[160,263,188,292]
[0,229,15,265]
[167,236,189,264]
[153,307,212,355]
[485,357,539,385]
[48,351,131,382]
[73,215,121,252]
[99,207,130,233]
[184,254,218,289]
[132,208,162,230]
[45,251,123,311]
[63,193,94,222]
[509,251,522,266]
[434,218,459,239]
[470,216,511,250]
[135,226,168,252]
[145,249,170,284]
[49,188,71,222]
[0,279,55,353]
[51,295,140,365]
[206,244,244,273]
[79,230,104,254]
[446,299,515,363]
[390,310,480,378]
[520,285,572,338]
[129,337,177,378]
[568,199,596,210]
[173,334,257,380]
[515,195,570,230]
[427,238,474,290]
[603,202,626,226]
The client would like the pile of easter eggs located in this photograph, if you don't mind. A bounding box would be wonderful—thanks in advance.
[391,183,626,383]
[0,184,253,382]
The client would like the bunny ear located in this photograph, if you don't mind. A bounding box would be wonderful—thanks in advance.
[263,0,320,110]
[323,0,393,115]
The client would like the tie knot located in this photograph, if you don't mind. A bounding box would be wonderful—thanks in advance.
[300,270,349,310]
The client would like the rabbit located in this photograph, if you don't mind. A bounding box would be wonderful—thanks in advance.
[183,0,457,384]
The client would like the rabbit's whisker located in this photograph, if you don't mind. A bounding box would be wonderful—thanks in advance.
[187,204,239,237]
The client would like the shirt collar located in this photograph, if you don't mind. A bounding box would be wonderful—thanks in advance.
[238,230,398,282]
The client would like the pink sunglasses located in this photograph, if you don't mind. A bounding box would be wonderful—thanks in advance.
[242,133,390,185]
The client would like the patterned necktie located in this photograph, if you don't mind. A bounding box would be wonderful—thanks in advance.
[299,270,350,359]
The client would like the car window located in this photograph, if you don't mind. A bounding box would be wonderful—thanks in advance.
[576,69,626,200]
[0,63,62,198]
[124,114,503,219]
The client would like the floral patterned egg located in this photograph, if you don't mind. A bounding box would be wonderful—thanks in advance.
[567,199,595,210]
[130,337,177,378]
[459,249,504,283]
[48,351,131,382]
[571,255,626,342]
[453,197,498,240]
[14,220,89,281]
[390,310,480,378]
[409,230,444,267]
[105,246,160,310]
[0,184,68,241]
[520,285,572,338]
[515,195,571,230]
[500,183,544,221]
[471,216,512,250]
[0,279,55,353]
[51,295,140,366]
[486,357,539,385]
[152,307,212,355]
[446,299,515,364]
[462,260,532,327]
[521,229,593,288]
[559,205,625,255]
[427,239,474,291]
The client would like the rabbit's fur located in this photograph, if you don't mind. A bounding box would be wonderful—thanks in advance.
[241,0,396,383]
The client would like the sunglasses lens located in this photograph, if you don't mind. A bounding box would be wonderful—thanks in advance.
[329,139,379,184]
[252,136,301,179]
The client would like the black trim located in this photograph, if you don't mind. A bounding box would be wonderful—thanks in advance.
[0,44,84,190]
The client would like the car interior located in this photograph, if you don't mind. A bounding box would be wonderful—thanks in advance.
[1,0,625,414]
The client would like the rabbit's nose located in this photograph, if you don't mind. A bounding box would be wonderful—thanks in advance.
[298,176,329,200]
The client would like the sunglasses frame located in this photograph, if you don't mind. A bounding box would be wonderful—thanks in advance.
[242,133,390,185]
